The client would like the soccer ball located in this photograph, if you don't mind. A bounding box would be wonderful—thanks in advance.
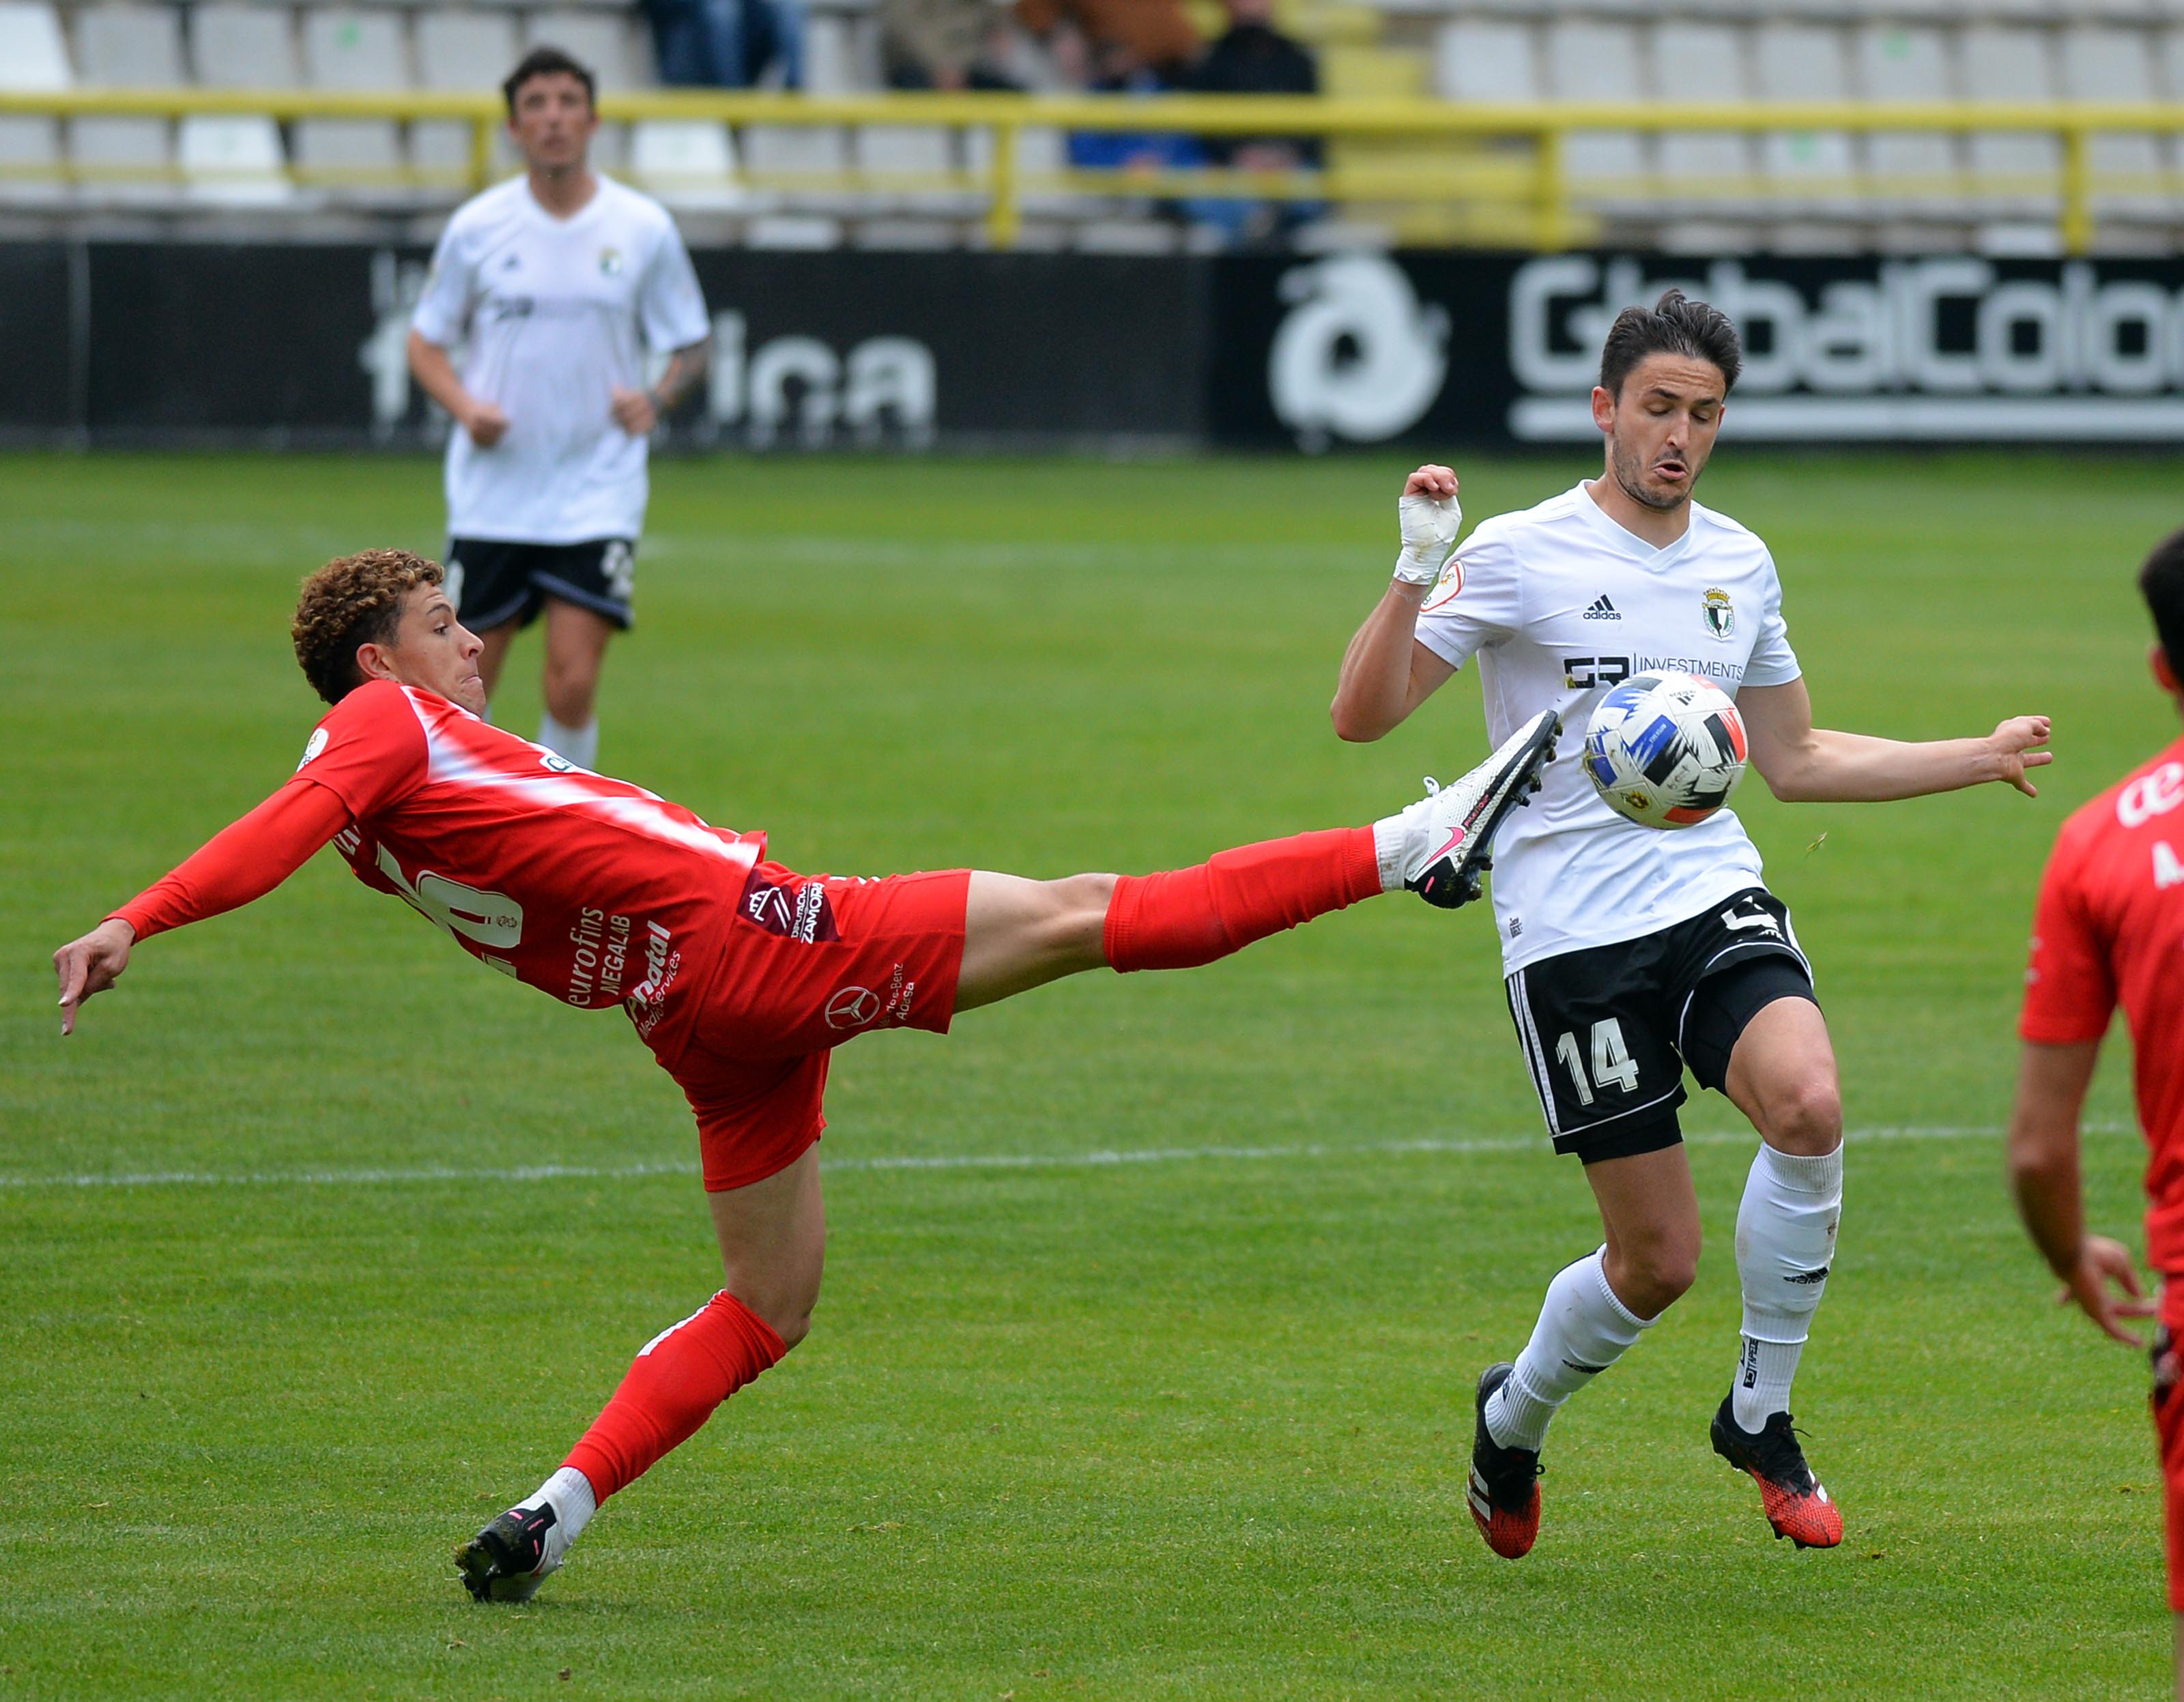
[1583,672,1749,830]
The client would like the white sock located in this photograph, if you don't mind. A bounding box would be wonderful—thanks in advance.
[1732,1142,1843,1432]
[1370,812,1409,893]
[515,1465,597,1563]
[538,712,599,771]
[1486,1247,1654,1452]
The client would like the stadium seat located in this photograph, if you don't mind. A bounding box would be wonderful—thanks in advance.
[1959,23,2060,214]
[70,3,186,205]
[1752,20,1858,211]
[742,121,852,214]
[179,113,292,205]
[1542,18,1650,199]
[1854,24,1961,215]
[630,118,741,209]
[296,10,408,202]
[1651,22,1753,195]
[192,5,300,88]
[0,1,70,206]
[802,12,877,93]
[412,11,521,188]
[1433,18,1540,104]
[2058,25,2169,219]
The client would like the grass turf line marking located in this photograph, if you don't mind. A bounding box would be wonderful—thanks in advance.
[0,1121,2125,1192]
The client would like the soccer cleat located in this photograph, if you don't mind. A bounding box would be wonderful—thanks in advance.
[455,1502,566,1603]
[1709,1398,1843,1550]
[1392,710,1560,909]
[1467,1362,1544,1559]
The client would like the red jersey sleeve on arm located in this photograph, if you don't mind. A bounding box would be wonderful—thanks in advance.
[2020,822,2118,1045]
[109,779,353,941]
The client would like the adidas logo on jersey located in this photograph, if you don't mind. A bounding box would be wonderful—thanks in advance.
[1583,595,1621,620]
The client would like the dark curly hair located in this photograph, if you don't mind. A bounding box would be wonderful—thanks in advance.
[2143,528,2184,675]
[1600,288,1743,397]
[291,549,444,705]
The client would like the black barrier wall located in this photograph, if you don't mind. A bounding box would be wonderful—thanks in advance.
[10,241,2184,450]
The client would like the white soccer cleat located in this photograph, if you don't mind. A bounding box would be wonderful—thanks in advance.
[1385,709,1560,909]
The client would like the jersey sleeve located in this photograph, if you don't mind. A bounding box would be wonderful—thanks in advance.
[2020,821,2118,1044]
[288,680,431,822]
[1413,525,1524,672]
[109,778,354,942]
[637,219,710,353]
[1743,556,1802,688]
[409,216,476,347]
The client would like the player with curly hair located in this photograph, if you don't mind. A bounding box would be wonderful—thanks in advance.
[52,547,1559,1604]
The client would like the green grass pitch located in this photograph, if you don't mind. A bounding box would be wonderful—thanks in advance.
[1,447,2176,1700]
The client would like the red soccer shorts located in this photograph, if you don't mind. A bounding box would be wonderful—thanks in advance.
[660,863,971,1193]
[2157,1281,2184,1610]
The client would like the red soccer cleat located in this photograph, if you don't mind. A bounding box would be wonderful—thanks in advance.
[1467,1363,1544,1559]
[1709,1398,1844,1549]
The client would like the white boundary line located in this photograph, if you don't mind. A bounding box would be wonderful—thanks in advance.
[0,1121,2131,1192]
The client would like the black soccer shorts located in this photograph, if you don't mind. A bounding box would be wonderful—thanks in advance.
[1503,887,1819,1164]
[444,536,637,633]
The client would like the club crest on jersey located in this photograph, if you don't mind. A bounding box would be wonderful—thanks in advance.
[1421,557,1465,612]
[599,247,623,276]
[1701,588,1736,639]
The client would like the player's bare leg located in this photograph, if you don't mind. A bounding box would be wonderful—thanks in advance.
[1470,1145,1688,1558]
[538,597,614,768]
[1710,994,1845,1546]
[476,621,519,702]
[457,1149,821,1602]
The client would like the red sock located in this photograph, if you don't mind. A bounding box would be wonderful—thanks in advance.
[1102,826,1383,972]
[561,1290,787,1502]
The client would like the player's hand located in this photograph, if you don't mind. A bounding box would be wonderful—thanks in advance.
[53,918,135,1037]
[609,387,659,437]
[459,399,510,448]
[1395,465,1461,587]
[1986,715,2054,797]
[2056,1235,2157,1345]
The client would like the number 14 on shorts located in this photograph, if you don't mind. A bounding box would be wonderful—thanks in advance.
[1557,1019,1641,1105]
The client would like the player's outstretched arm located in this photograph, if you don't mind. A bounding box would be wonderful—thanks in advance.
[2007,1038,2154,1345]
[1330,465,1462,742]
[1740,678,2051,803]
[52,780,352,1036]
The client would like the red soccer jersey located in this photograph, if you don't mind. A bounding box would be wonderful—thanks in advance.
[217,680,757,1056]
[2021,734,2184,1267]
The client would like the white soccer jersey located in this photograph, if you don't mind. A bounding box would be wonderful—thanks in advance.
[1414,482,1804,974]
[411,175,710,545]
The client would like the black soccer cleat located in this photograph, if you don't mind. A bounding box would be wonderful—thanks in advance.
[1393,710,1560,910]
[455,1503,562,1603]
[1709,1397,1843,1549]
[1466,1361,1544,1559]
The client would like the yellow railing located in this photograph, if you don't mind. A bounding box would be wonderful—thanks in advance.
[6,88,2184,251]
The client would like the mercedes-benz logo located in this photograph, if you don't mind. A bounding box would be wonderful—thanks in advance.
[825,985,880,1030]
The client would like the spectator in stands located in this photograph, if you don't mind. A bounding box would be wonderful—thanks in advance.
[882,0,1024,90]
[1184,0,1321,243]
[1016,0,1199,85]
[644,0,803,87]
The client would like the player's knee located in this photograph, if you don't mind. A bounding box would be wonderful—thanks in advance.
[1766,1077,1843,1156]
[1050,873,1117,951]
[1613,1230,1700,1314]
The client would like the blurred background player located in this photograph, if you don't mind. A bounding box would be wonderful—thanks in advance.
[50,547,1559,1604]
[1330,291,2055,1559]
[405,47,713,773]
[2008,532,2184,1696]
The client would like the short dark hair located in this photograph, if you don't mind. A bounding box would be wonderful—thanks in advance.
[504,46,597,115]
[292,549,445,705]
[1600,289,1743,397]
[2140,528,2184,673]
